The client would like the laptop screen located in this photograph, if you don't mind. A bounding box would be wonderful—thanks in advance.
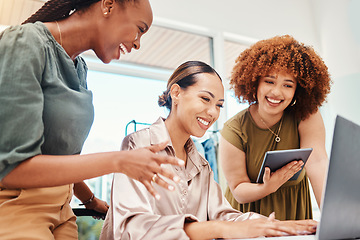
[316,115,360,240]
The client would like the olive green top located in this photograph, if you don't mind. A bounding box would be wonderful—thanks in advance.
[0,22,94,180]
[220,108,312,220]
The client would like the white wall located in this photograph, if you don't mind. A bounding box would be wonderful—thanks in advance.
[150,0,319,48]
[310,0,360,152]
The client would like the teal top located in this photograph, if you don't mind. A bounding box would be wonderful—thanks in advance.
[0,22,94,180]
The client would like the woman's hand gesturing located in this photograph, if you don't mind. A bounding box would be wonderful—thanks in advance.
[119,141,184,199]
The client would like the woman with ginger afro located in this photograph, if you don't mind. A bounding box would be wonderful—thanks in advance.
[219,35,331,220]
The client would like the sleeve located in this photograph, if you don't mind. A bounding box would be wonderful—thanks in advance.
[100,135,198,240]
[206,169,265,221]
[220,113,247,151]
[0,25,46,180]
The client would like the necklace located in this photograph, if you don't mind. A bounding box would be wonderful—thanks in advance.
[55,21,63,47]
[259,114,283,143]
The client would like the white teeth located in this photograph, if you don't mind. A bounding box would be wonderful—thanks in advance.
[267,98,281,104]
[197,117,210,126]
[119,43,129,54]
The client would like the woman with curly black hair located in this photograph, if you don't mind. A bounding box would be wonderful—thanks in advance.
[219,35,331,221]
[0,0,184,238]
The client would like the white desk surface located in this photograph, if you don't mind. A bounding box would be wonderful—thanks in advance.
[231,235,315,240]
[232,235,360,240]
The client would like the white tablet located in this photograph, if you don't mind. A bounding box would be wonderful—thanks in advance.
[256,148,313,183]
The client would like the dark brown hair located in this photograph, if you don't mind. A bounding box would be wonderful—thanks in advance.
[158,61,222,111]
[230,35,332,120]
[22,0,138,24]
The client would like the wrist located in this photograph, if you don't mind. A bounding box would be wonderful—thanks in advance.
[262,182,277,194]
[213,220,228,239]
[185,221,224,239]
[80,193,94,206]
[112,151,125,173]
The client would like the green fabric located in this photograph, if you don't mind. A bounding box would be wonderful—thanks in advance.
[221,108,312,220]
[0,22,94,180]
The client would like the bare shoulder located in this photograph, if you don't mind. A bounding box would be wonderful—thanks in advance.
[298,111,324,133]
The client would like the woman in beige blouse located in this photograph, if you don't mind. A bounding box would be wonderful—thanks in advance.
[100,61,317,239]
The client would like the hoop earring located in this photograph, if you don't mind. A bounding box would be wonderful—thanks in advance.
[291,99,296,106]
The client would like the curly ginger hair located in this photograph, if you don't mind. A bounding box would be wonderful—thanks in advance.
[230,35,332,120]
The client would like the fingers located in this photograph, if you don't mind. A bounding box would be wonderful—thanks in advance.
[125,145,185,200]
[157,164,181,182]
[291,219,318,226]
[155,152,185,167]
[293,224,317,235]
[147,141,168,153]
[280,220,317,235]
[269,222,298,236]
[265,229,292,237]
[143,171,179,201]
[142,179,161,200]
[291,219,318,233]
[144,165,179,200]
[151,173,175,192]
[258,220,296,237]
[147,170,178,201]
[261,218,317,238]
[285,161,304,180]
[148,142,185,167]
[275,160,304,182]
[286,160,304,173]
[151,173,157,182]
[267,212,276,221]
[148,152,183,189]
[263,167,271,183]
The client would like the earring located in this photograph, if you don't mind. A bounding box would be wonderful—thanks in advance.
[104,12,108,16]
[291,99,296,106]
[253,93,257,101]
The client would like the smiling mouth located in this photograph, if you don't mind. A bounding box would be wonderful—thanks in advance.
[266,97,282,104]
[197,117,210,126]
[119,43,129,55]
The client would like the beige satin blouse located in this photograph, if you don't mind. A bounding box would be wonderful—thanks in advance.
[100,118,263,240]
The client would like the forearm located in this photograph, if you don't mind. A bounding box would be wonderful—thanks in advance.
[310,176,324,209]
[306,159,327,208]
[298,111,328,208]
[232,182,274,203]
[1,152,119,188]
[184,221,225,240]
[73,181,94,203]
